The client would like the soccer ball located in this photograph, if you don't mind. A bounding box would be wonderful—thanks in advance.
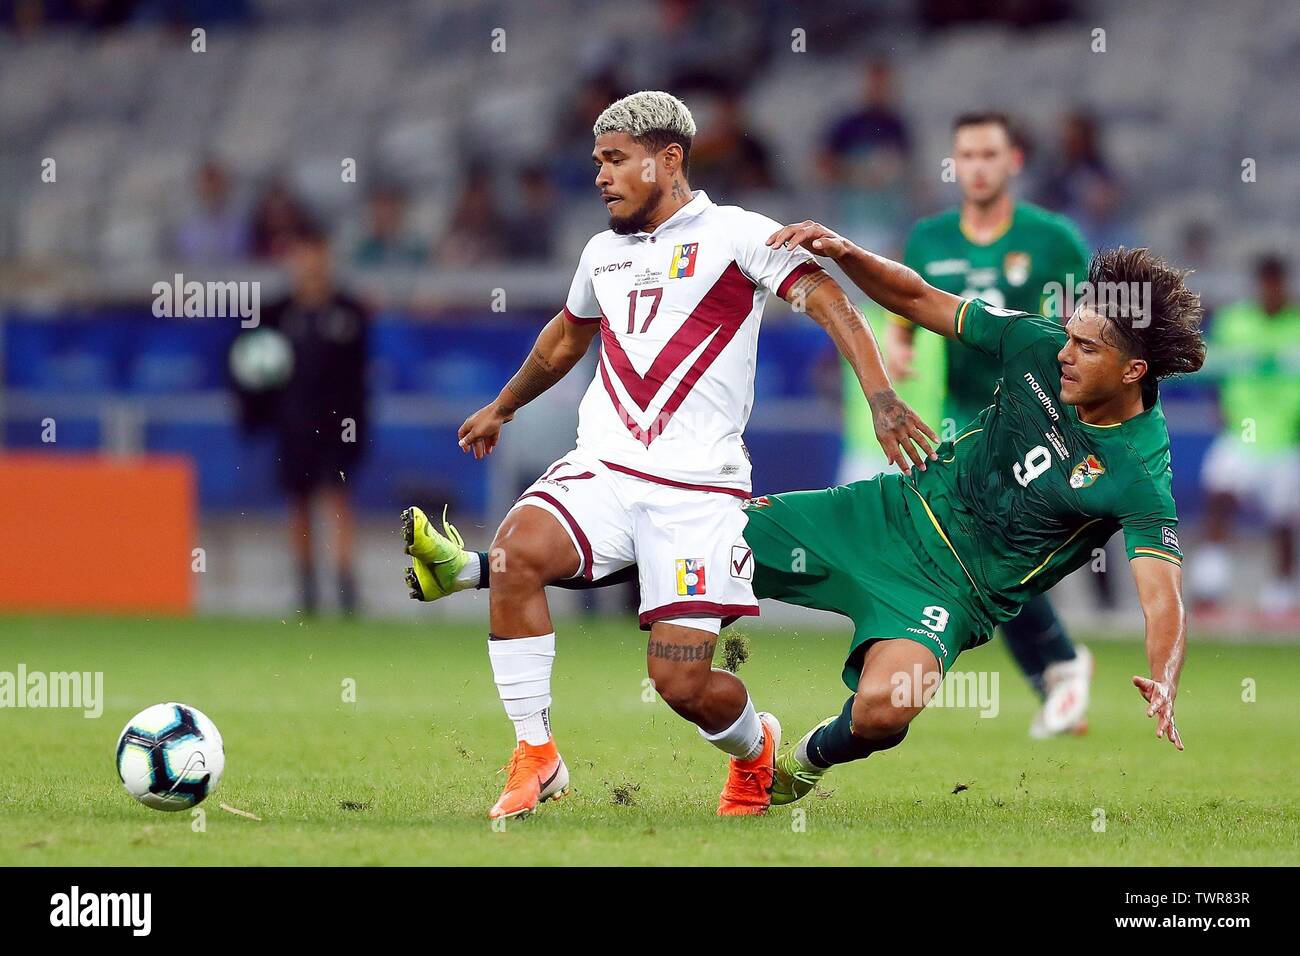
[229,327,294,391]
[115,702,225,811]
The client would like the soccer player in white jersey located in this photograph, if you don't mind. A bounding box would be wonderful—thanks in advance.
[433,91,936,819]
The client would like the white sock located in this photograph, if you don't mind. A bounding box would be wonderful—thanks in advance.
[488,632,554,745]
[794,730,822,772]
[453,552,484,591]
[699,695,764,760]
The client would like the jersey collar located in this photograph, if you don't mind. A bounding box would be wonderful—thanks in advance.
[1070,393,1163,432]
[628,190,713,239]
[958,200,1017,247]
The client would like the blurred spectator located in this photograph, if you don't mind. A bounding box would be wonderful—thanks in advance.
[435,167,507,266]
[250,178,311,261]
[1037,111,1136,249]
[1178,220,1238,312]
[1193,255,1300,615]
[231,224,370,615]
[352,184,426,267]
[1038,112,1108,211]
[551,72,626,192]
[12,0,47,37]
[817,60,912,249]
[656,0,762,93]
[504,166,558,262]
[8,0,254,32]
[1072,172,1137,251]
[688,89,776,197]
[172,160,249,263]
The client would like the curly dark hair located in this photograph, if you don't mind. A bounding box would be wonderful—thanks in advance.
[1088,247,1206,389]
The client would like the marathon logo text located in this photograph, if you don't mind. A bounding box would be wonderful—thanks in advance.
[1022,371,1060,422]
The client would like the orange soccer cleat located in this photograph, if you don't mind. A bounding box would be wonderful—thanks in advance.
[717,712,781,817]
[488,739,570,820]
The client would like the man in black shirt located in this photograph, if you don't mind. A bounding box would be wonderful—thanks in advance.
[234,225,369,614]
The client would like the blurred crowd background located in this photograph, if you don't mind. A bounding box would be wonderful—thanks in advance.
[1,0,1297,627]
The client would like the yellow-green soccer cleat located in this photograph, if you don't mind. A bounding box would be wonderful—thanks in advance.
[402,505,471,602]
[770,717,835,806]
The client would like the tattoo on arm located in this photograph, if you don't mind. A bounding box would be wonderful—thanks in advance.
[504,349,564,409]
[826,291,866,331]
[810,285,876,353]
[800,278,895,399]
[648,637,716,664]
[786,269,831,310]
[868,388,910,430]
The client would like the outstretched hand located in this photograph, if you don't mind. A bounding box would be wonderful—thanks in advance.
[458,402,513,460]
[869,389,938,476]
[1132,675,1184,750]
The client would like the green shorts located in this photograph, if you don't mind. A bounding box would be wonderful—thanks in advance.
[743,475,993,689]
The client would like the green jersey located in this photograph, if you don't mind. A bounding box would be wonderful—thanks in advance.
[1202,300,1300,452]
[903,201,1089,430]
[906,298,1184,625]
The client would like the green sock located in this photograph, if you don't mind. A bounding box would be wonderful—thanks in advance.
[804,695,908,768]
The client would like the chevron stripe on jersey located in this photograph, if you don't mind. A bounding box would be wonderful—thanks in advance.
[564,191,816,492]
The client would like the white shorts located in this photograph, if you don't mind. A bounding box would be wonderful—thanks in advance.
[1201,434,1300,522]
[509,452,759,631]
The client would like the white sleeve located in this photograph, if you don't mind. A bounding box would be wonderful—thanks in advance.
[563,241,602,324]
[731,210,820,298]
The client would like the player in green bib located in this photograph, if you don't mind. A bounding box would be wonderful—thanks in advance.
[886,112,1095,736]
[1193,255,1300,613]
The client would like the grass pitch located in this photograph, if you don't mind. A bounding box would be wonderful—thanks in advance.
[1,614,1297,866]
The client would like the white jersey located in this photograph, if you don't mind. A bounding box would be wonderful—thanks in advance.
[563,191,817,494]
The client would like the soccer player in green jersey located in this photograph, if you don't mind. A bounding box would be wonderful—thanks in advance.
[886,112,1096,737]
[404,228,1205,814]
[740,221,1202,804]
[1193,255,1300,615]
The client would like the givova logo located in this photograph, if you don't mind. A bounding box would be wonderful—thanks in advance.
[49,886,151,936]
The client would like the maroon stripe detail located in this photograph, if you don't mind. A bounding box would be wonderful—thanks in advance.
[651,306,742,436]
[598,261,756,447]
[638,601,760,630]
[599,460,750,498]
[562,306,601,325]
[776,261,823,300]
[541,460,595,483]
[599,357,656,448]
[600,261,756,411]
[516,491,593,580]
